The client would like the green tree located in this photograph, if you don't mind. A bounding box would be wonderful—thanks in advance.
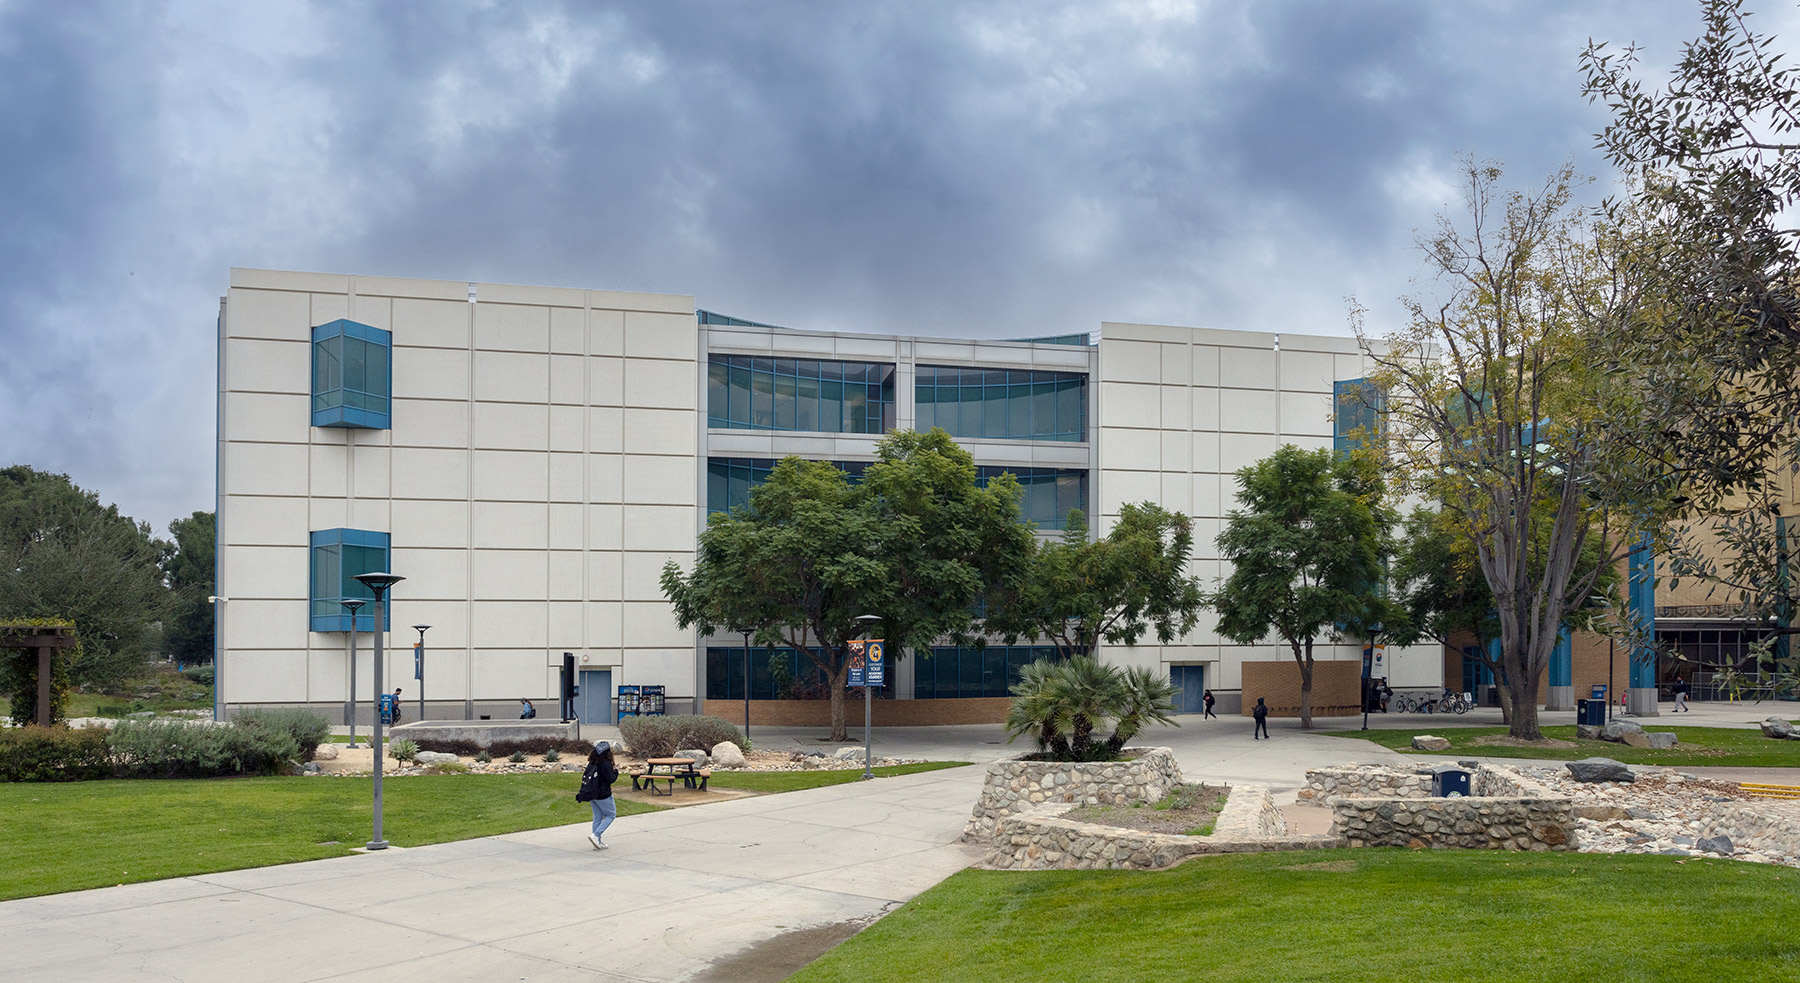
[661,430,1032,741]
[162,511,215,666]
[1208,445,1394,729]
[985,502,1206,661]
[1357,162,1683,739]
[0,466,169,689]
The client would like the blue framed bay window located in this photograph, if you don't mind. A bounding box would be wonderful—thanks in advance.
[310,529,391,632]
[312,319,392,429]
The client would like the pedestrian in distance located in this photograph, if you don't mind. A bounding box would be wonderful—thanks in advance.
[520,697,537,719]
[1203,689,1218,720]
[1378,680,1393,713]
[1252,697,1269,739]
[1674,675,1691,712]
[390,687,403,724]
[576,740,620,850]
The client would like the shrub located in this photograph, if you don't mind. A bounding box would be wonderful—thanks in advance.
[388,739,419,763]
[179,665,215,686]
[475,750,492,763]
[234,708,331,763]
[508,750,526,763]
[1005,657,1179,762]
[0,725,111,782]
[542,748,560,763]
[108,719,298,779]
[619,714,748,758]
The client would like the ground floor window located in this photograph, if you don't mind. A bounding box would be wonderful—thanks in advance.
[914,645,1061,699]
[704,645,893,700]
[1657,627,1794,701]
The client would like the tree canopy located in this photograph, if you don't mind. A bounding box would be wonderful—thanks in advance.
[1208,445,1394,728]
[162,511,216,667]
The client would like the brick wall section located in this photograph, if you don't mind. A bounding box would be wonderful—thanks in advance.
[1238,659,1361,717]
[699,697,1012,727]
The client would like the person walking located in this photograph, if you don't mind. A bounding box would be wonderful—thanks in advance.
[390,688,403,724]
[1202,689,1218,720]
[576,740,620,850]
[1378,680,1393,713]
[1674,676,1691,712]
[1252,697,1269,739]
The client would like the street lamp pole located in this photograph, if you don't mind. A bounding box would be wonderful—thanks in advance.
[412,624,431,722]
[855,614,880,781]
[354,572,404,851]
[740,629,752,743]
[341,600,366,747]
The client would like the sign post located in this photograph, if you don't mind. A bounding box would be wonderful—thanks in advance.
[849,637,884,780]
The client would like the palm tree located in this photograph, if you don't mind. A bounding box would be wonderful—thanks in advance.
[1107,665,1180,756]
[1003,656,1177,761]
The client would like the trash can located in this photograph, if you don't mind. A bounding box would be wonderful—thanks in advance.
[1577,698,1606,727]
[1430,765,1472,797]
[1591,684,1608,701]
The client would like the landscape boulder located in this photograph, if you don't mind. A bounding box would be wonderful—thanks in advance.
[1575,724,1603,741]
[1411,735,1452,751]
[833,745,868,761]
[674,749,710,768]
[710,741,747,768]
[1646,732,1679,750]
[1620,730,1653,749]
[1601,720,1645,743]
[416,750,459,765]
[1566,757,1634,783]
[1697,835,1734,856]
[1760,717,1797,740]
[314,743,339,760]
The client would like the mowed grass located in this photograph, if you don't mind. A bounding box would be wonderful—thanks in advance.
[1331,724,1800,767]
[707,760,970,793]
[0,772,660,901]
[789,850,1800,983]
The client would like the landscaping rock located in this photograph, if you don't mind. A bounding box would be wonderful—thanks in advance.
[833,746,867,761]
[674,749,710,768]
[1576,724,1604,740]
[1411,735,1452,751]
[1574,803,1631,821]
[1621,730,1653,749]
[415,751,459,765]
[314,743,339,760]
[1697,834,1734,855]
[302,762,321,773]
[710,741,747,769]
[1760,717,1796,740]
[1601,720,1645,743]
[1566,758,1634,783]
[1646,732,1679,750]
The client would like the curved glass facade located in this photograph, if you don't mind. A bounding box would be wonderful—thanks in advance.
[707,355,896,433]
[975,466,1086,530]
[914,365,1086,441]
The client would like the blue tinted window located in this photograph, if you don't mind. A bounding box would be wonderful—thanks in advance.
[311,320,391,429]
[705,645,893,699]
[914,645,1062,699]
[309,529,390,632]
[705,356,895,434]
[916,366,1086,441]
[974,467,1088,529]
[706,459,870,515]
[1334,378,1384,454]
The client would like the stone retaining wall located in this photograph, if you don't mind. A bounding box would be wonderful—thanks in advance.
[962,747,1182,842]
[1298,765,1432,802]
[1332,795,1576,850]
[987,783,1337,870]
[1699,800,1800,859]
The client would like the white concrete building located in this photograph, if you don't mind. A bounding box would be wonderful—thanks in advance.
[215,268,1440,724]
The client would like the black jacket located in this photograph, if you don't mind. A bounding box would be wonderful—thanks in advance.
[577,756,618,802]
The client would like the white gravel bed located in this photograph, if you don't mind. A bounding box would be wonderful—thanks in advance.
[1518,766,1798,867]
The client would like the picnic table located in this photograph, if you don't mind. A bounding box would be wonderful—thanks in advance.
[633,757,711,795]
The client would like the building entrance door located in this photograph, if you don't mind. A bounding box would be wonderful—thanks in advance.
[1170,665,1205,714]
[577,669,612,724]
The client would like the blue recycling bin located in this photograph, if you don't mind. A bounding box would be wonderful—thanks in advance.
[1592,684,1608,700]
[1430,765,1471,797]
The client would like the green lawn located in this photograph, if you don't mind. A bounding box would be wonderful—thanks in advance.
[706,760,969,793]
[789,850,1800,983]
[1330,724,1800,767]
[0,772,660,901]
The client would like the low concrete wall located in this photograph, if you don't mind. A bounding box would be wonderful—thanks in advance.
[388,719,580,747]
[986,784,1334,870]
[963,747,1182,843]
[699,697,1012,727]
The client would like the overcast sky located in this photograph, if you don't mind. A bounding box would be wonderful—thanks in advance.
[0,0,1779,531]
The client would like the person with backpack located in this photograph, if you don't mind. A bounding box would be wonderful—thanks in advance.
[520,698,537,719]
[1252,697,1269,739]
[576,741,620,850]
[1673,676,1691,712]
[1202,689,1218,720]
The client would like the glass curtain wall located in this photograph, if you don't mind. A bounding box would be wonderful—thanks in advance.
[974,467,1086,529]
[705,646,894,699]
[707,459,869,515]
[707,355,896,434]
[914,645,1063,699]
[915,366,1086,442]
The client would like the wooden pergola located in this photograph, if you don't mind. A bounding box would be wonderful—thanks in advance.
[1,623,78,726]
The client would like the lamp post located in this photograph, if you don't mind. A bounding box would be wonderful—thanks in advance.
[855,614,880,781]
[412,624,430,722]
[740,628,753,743]
[353,572,404,851]
[341,600,366,747]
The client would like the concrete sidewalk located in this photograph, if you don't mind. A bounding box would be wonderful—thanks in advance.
[0,765,988,983]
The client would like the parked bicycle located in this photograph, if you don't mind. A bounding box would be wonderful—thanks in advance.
[1393,691,1472,714]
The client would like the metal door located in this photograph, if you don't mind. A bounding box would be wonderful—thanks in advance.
[577,669,613,724]
[1170,665,1205,714]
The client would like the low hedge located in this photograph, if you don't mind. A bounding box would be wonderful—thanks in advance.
[107,719,298,779]
[619,714,749,758]
[0,726,111,782]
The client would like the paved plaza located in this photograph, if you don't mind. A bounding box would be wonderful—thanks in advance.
[3,701,1790,982]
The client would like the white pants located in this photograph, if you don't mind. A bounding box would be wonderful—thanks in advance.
[1675,692,1688,711]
